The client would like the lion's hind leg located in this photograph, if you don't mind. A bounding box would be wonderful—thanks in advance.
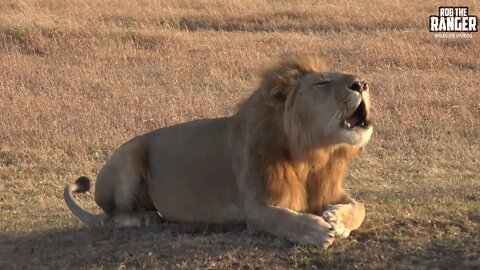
[107,170,161,227]
[95,142,160,228]
[112,211,161,227]
[110,175,161,227]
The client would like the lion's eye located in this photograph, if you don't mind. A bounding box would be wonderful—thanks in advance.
[312,80,330,86]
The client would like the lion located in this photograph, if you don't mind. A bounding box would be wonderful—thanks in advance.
[64,55,372,248]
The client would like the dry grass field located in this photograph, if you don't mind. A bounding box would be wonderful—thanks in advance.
[1,0,479,269]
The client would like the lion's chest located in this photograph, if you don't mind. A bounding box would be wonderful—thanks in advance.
[262,154,345,214]
[262,161,311,211]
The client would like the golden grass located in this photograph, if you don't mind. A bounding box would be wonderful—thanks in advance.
[1,0,479,269]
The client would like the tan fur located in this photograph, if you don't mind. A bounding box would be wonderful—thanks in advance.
[64,55,372,247]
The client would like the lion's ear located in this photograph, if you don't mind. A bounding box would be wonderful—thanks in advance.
[263,75,293,108]
[273,92,287,102]
[264,84,287,108]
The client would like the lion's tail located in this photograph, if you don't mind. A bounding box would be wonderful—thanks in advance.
[64,176,108,225]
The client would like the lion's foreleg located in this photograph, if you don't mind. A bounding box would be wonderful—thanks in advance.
[322,195,365,238]
[245,203,335,248]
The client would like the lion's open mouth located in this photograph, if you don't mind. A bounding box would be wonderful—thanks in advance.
[343,101,370,129]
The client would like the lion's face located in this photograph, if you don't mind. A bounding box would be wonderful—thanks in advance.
[289,72,373,147]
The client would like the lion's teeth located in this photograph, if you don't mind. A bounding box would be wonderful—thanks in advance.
[346,122,351,128]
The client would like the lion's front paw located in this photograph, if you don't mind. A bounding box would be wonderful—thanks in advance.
[322,204,353,239]
[291,213,335,248]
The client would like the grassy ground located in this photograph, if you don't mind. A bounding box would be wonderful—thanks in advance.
[1,0,479,269]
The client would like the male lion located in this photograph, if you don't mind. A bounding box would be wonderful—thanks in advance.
[65,55,373,248]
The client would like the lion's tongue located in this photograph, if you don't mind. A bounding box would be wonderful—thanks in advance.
[346,116,360,127]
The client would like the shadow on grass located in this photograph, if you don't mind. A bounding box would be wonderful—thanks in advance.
[1,219,478,269]
[0,222,294,269]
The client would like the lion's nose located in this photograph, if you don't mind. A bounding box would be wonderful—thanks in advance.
[349,81,368,93]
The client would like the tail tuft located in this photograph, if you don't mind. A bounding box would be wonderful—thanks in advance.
[73,176,91,193]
